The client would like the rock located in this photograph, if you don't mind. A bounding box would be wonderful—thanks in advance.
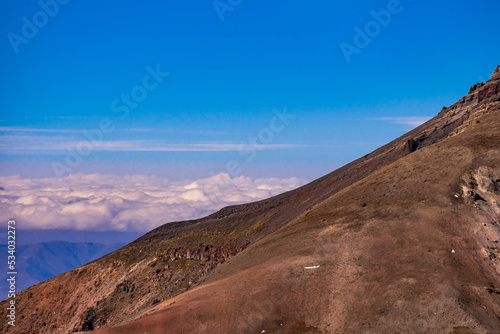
[468,82,485,94]
[491,64,500,79]
[407,138,418,153]
[478,81,500,102]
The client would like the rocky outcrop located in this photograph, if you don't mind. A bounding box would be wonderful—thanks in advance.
[478,80,500,102]
[462,166,500,221]
[446,65,500,138]
[402,65,500,153]
[462,166,500,276]
[468,82,485,94]
[71,243,244,332]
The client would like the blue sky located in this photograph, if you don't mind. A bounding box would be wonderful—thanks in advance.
[1,0,499,182]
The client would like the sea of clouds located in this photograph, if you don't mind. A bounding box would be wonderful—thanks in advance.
[0,173,307,232]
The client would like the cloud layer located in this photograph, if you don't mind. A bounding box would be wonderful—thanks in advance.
[0,173,307,232]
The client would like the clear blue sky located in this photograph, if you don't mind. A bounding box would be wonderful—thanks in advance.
[1,0,499,181]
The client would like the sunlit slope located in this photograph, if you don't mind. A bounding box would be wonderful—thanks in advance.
[94,97,500,334]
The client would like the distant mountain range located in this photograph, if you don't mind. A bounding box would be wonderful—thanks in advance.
[0,241,125,293]
[0,229,141,246]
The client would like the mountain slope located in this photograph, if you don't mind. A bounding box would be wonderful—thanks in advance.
[1,65,499,334]
[92,94,500,333]
[0,241,126,293]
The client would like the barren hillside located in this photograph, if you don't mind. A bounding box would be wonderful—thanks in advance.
[2,65,499,334]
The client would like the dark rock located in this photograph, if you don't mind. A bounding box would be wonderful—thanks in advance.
[469,82,485,94]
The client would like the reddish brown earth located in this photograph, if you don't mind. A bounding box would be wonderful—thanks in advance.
[1,65,500,334]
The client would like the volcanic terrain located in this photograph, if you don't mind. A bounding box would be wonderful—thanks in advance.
[2,65,500,334]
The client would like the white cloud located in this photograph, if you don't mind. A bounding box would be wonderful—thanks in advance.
[0,173,307,232]
[0,127,80,133]
[371,117,432,128]
[0,134,307,152]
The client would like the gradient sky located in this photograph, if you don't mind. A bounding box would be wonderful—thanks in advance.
[1,0,499,182]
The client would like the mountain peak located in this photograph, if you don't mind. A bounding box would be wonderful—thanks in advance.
[491,64,500,79]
